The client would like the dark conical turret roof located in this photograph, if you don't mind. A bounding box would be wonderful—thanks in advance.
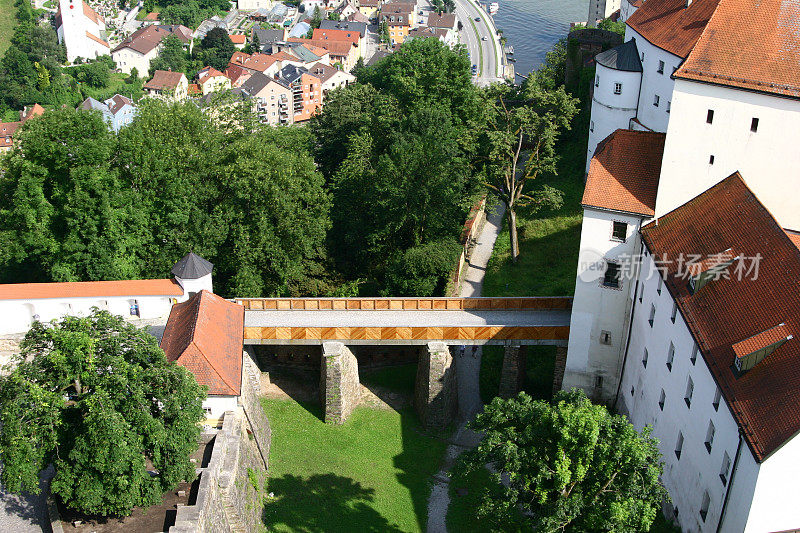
[171,252,213,279]
[595,39,642,72]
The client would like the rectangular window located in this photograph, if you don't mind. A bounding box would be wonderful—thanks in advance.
[614,82,622,95]
[705,420,715,453]
[653,94,660,107]
[590,120,594,132]
[675,431,684,459]
[600,330,612,345]
[630,385,635,396]
[595,375,603,389]
[667,100,671,113]
[648,304,656,327]
[603,262,621,288]
[640,52,645,62]
[691,344,698,365]
[685,377,694,408]
[657,60,665,73]
[700,492,710,522]
[671,302,677,323]
[707,109,714,123]
[595,75,599,87]
[713,387,721,411]
[638,282,643,303]
[658,389,665,411]
[611,221,627,241]
[642,348,649,368]
[666,342,675,371]
[657,276,662,295]
[750,117,759,132]
[720,452,731,485]
[709,154,715,165]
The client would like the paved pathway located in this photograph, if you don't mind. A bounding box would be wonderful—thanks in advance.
[426,204,506,533]
[0,464,53,533]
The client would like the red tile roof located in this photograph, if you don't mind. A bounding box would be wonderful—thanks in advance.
[626,0,720,58]
[732,324,792,361]
[288,38,353,57]
[687,247,739,277]
[228,51,281,72]
[641,173,800,461]
[785,230,800,250]
[160,290,244,396]
[229,33,246,44]
[197,66,226,84]
[312,28,360,45]
[0,279,183,300]
[675,0,800,99]
[83,1,104,25]
[85,31,109,48]
[582,129,665,216]
[144,70,186,90]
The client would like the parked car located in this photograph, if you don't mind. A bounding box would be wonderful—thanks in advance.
[474,16,480,21]
[481,36,488,41]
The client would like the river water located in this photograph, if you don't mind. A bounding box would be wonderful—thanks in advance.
[492,0,589,79]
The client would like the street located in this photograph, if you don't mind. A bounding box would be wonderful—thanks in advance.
[452,0,503,85]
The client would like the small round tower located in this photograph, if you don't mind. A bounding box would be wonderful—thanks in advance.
[171,252,214,299]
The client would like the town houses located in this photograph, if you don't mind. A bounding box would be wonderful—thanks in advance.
[563,0,800,529]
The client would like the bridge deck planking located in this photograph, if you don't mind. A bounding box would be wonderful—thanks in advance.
[236,296,572,311]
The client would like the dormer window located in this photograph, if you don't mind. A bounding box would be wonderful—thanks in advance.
[733,323,793,373]
[687,248,739,293]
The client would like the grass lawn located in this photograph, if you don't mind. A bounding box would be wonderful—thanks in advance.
[0,0,15,56]
[360,363,418,395]
[80,72,144,102]
[261,398,448,532]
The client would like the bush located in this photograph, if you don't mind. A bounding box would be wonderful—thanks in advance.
[383,239,462,296]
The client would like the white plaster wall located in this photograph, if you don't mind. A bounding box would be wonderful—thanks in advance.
[619,253,755,532]
[174,273,213,298]
[563,208,644,401]
[58,0,108,62]
[619,0,638,22]
[627,28,680,133]
[204,396,239,419]
[0,294,177,334]
[112,47,157,75]
[742,433,800,532]
[586,62,641,172]
[657,79,800,230]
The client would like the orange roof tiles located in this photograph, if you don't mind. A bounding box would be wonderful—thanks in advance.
[83,1,104,25]
[312,28,360,45]
[229,33,246,44]
[198,66,226,84]
[785,230,800,250]
[675,0,800,99]
[733,324,792,361]
[687,247,739,276]
[228,51,280,72]
[144,70,186,90]
[0,279,183,300]
[160,291,244,396]
[288,38,353,57]
[626,0,720,58]
[85,31,109,48]
[582,129,666,216]
[641,173,800,461]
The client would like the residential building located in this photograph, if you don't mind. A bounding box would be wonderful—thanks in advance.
[229,33,247,49]
[111,24,192,75]
[225,63,253,87]
[333,0,358,19]
[619,0,641,22]
[308,61,355,96]
[240,71,294,125]
[407,26,456,48]
[144,70,189,100]
[275,64,322,121]
[0,104,44,152]
[319,20,368,55]
[382,1,416,25]
[287,37,357,71]
[0,252,213,335]
[564,0,800,529]
[78,94,137,131]
[197,66,232,95]
[380,7,411,45]
[357,0,381,19]
[160,290,245,420]
[238,0,273,10]
[251,27,287,52]
[55,0,110,62]
[426,12,457,31]
[312,27,363,58]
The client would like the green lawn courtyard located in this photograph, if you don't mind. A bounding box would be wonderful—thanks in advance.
[0,0,16,56]
[261,397,447,532]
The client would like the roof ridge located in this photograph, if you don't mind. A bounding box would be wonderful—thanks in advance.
[189,291,240,395]
[644,171,743,229]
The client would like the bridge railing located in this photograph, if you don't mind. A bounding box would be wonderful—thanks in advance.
[235,296,573,311]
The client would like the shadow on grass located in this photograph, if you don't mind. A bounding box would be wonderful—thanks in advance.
[263,473,404,533]
[480,345,557,404]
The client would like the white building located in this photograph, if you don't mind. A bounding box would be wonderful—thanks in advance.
[618,173,800,532]
[78,94,137,131]
[160,290,245,420]
[618,0,640,22]
[585,0,719,171]
[111,24,192,75]
[565,0,800,529]
[0,252,213,335]
[55,0,110,63]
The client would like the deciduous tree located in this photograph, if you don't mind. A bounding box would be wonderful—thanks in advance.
[460,390,667,532]
[0,310,206,517]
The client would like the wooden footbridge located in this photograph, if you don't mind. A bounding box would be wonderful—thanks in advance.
[237,296,572,346]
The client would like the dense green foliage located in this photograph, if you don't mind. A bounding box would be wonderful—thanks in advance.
[200,27,237,72]
[0,310,205,516]
[149,34,188,75]
[0,102,332,297]
[459,390,667,532]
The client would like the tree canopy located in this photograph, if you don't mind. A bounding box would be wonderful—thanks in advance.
[459,390,667,532]
[0,310,206,516]
[200,27,237,71]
